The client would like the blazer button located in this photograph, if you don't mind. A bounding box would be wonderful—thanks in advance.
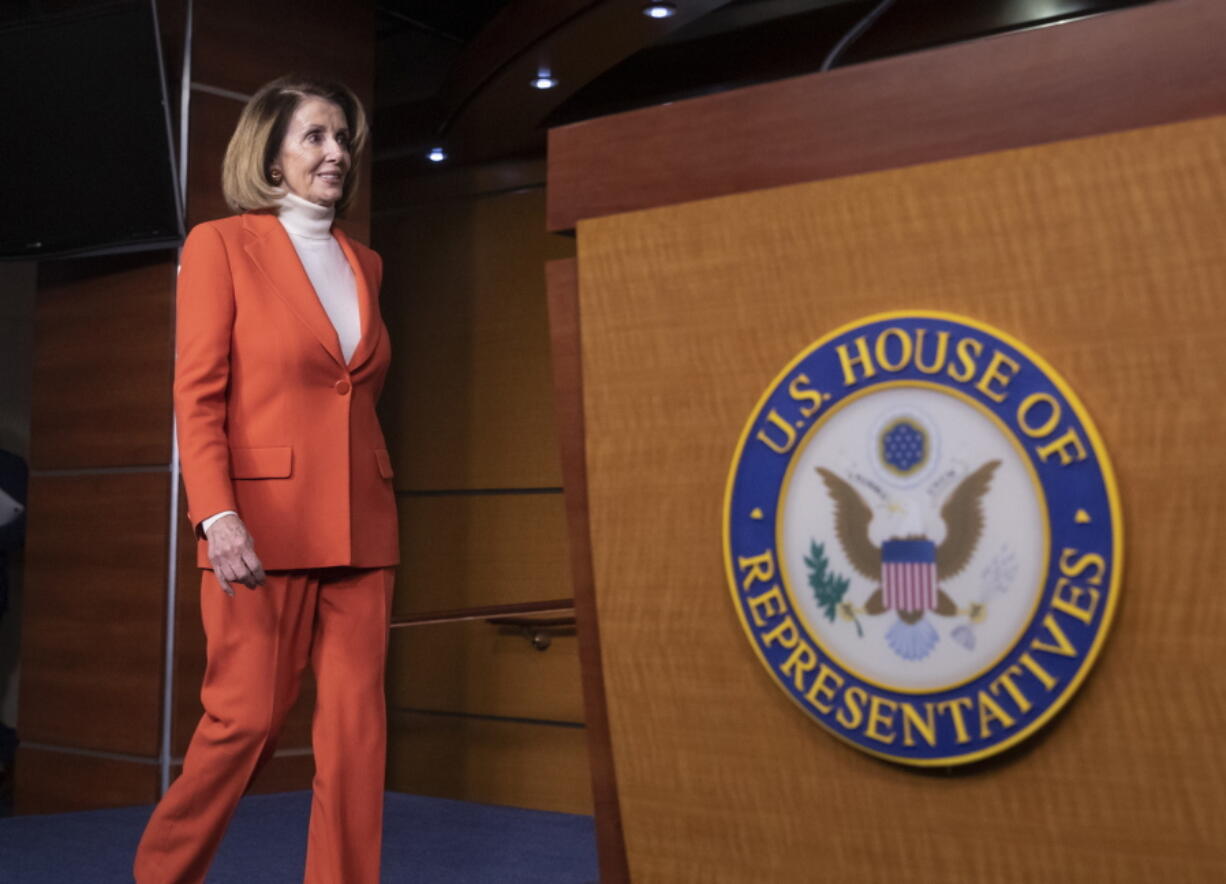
[335,379,351,395]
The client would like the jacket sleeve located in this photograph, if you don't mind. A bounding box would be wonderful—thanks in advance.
[174,223,237,537]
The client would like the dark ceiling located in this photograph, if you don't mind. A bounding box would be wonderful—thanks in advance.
[375,0,512,107]
[374,0,1154,169]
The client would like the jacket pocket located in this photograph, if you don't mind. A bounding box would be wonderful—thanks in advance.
[230,446,293,479]
[374,449,394,480]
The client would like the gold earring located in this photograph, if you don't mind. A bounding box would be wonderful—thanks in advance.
[271,169,282,183]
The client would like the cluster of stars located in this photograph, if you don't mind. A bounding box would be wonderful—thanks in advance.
[882,421,926,473]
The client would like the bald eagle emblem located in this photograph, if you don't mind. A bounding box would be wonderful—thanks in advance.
[724,312,1121,765]
[815,460,1000,661]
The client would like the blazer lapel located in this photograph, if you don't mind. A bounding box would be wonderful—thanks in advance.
[333,226,379,371]
[242,213,346,369]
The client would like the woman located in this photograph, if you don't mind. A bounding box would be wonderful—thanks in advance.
[134,76,398,884]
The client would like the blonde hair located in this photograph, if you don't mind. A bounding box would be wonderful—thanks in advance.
[221,75,368,215]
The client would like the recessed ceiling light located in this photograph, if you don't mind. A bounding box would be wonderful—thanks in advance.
[427,147,446,163]
[643,2,677,18]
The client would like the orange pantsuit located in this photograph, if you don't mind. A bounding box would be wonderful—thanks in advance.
[135,213,399,884]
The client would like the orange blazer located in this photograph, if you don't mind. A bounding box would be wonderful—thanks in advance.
[174,212,399,571]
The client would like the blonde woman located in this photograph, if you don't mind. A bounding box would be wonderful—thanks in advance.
[134,76,397,884]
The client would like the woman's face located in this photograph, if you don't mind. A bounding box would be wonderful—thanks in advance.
[273,97,351,207]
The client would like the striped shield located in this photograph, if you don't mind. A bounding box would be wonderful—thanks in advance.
[881,538,937,612]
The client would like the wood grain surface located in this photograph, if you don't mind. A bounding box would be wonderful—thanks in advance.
[18,472,170,756]
[192,0,374,115]
[390,599,573,627]
[372,157,546,214]
[387,617,582,722]
[393,493,571,615]
[15,748,158,815]
[576,116,1226,882]
[548,0,1226,232]
[31,253,175,469]
[184,89,242,229]
[546,257,630,882]
[374,157,585,817]
[386,712,592,815]
[375,188,574,490]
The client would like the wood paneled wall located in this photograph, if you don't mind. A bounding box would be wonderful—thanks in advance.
[373,178,590,813]
[15,0,374,812]
[378,188,568,490]
[17,252,174,810]
[395,494,571,614]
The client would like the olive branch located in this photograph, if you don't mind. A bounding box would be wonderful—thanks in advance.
[806,540,861,637]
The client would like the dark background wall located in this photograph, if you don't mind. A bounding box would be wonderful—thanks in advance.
[0,261,35,741]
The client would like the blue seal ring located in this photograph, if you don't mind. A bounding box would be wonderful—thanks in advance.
[723,311,1123,766]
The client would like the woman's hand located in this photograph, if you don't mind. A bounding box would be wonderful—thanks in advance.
[206,514,266,596]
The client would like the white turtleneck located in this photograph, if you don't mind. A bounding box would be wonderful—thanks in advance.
[200,191,361,538]
[276,191,361,362]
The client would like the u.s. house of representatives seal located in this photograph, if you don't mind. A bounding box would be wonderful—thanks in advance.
[723,311,1121,766]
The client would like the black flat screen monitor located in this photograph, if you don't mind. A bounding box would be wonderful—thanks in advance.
[0,1,183,261]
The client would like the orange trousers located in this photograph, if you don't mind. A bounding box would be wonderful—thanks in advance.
[134,566,394,884]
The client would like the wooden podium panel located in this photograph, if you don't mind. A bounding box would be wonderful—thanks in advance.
[575,116,1226,881]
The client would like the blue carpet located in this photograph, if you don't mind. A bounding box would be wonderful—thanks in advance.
[0,791,599,883]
